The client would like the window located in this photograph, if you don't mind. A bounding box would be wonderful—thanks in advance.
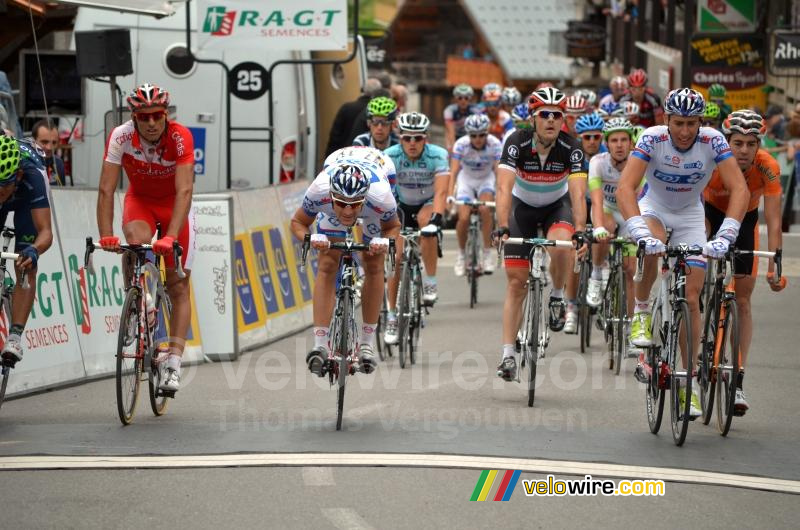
[163,44,196,79]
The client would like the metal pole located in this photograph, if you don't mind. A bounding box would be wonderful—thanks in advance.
[636,0,648,67]
[682,0,696,87]
[109,75,119,127]
[650,0,661,44]
[666,0,676,48]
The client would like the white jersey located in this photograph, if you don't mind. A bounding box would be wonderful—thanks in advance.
[631,125,732,211]
[451,134,502,180]
[588,152,623,212]
[323,146,397,190]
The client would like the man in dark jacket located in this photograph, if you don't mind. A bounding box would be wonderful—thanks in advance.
[324,77,383,156]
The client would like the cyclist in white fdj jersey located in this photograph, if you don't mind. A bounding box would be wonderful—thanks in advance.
[291,155,400,375]
[448,113,502,276]
[616,88,749,419]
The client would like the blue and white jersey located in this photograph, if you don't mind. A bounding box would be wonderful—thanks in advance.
[323,146,396,190]
[452,134,502,180]
[631,125,732,210]
[385,143,450,206]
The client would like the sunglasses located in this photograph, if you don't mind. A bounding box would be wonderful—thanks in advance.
[469,133,487,139]
[134,111,166,122]
[456,95,471,101]
[331,196,365,209]
[581,134,602,141]
[401,135,426,143]
[483,100,500,107]
[536,110,564,120]
[369,119,392,127]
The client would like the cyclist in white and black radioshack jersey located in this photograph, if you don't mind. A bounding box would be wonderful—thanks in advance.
[323,146,397,192]
[493,87,588,383]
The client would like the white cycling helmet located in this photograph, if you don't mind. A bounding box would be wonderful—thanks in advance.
[464,114,490,134]
[397,112,430,134]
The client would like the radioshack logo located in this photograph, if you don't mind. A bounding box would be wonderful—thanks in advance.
[469,470,521,501]
[203,6,237,36]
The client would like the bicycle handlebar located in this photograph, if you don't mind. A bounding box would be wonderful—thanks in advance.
[453,199,496,208]
[503,237,576,248]
[300,233,396,273]
[0,251,30,290]
[718,247,782,286]
[634,241,704,283]
[84,237,186,279]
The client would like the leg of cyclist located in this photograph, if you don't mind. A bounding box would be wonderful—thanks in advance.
[417,203,440,304]
[454,201,470,276]
[630,215,666,346]
[358,250,386,372]
[308,247,344,374]
[498,254,529,381]
[478,189,496,272]
[733,267,755,413]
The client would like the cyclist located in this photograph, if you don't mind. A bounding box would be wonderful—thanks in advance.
[501,86,522,114]
[622,100,640,126]
[0,134,53,365]
[575,112,607,160]
[481,83,513,141]
[599,76,628,108]
[564,94,588,137]
[574,89,598,112]
[444,84,481,152]
[384,112,449,344]
[353,96,399,150]
[616,88,749,418]
[449,114,501,276]
[704,110,785,414]
[503,102,532,145]
[97,83,195,394]
[702,102,722,130]
[291,156,399,375]
[598,101,625,123]
[707,83,732,123]
[494,87,588,381]
[586,118,638,322]
[619,69,663,128]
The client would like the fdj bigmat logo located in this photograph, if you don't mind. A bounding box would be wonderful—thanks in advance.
[203,6,343,36]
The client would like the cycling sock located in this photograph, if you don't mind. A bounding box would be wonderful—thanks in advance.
[737,371,744,389]
[167,354,181,373]
[313,326,329,349]
[634,298,649,314]
[360,323,377,349]
[9,324,24,336]
[567,300,577,312]
[387,310,397,322]
[591,267,604,280]
[424,276,437,286]
[458,248,466,257]
[550,288,564,299]
[502,344,515,359]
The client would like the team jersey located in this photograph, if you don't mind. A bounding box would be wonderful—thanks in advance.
[323,146,397,190]
[444,103,482,138]
[589,152,642,212]
[451,134,502,179]
[486,109,513,141]
[598,93,623,108]
[499,129,587,207]
[1,141,49,212]
[704,149,782,212]
[385,143,450,206]
[352,131,399,150]
[619,89,662,128]
[104,120,194,200]
[302,167,397,239]
[632,125,733,210]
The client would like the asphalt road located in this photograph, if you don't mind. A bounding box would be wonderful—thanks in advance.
[1,232,799,527]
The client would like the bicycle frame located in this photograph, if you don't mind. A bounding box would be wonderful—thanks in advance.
[0,227,24,409]
[455,199,496,307]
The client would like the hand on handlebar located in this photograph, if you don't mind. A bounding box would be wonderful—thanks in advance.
[153,235,176,256]
[573,231,588,258]
[767,271,787,292]
[491,226,510,247]
[310,233,331,252]
[18,246,39,270]
[638,236,666,256]
[98,235,121,252]
[592,226,610,241]
[367,237,390,256]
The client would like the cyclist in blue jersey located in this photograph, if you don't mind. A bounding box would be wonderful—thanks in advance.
[384,112,450,344]
[444,84,481,152]
[616,88,749,418]
[0,134,54,365]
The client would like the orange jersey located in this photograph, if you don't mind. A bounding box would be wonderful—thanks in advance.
[704,149,782,212]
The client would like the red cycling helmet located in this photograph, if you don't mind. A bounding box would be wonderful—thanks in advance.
[127,83,170,111]
[627,69,648,88]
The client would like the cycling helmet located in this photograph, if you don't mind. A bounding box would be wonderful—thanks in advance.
[610,76,628,90]
[575,113,605,134]
[663,88,705,117]
[565,94,587,114]
[622,100,640,117]
[0,135,20,185]
[397,112,430,133]
[511,102,531,122]
[127,82,170,111]
[722,109,766,138]
[528,87,566,111]
[574,89,597,106]
[453,83,474,98]
[501,86,522,107]
[482,82,502,101]
[464,113,490,134]
[603,117,635,139]
[627,69,648,87]
[704,102,721,120]
[708,83,727,99]
[329,164,369,200]
[366,96,398,120]
[632,125,646,144]
[599,101,623,118]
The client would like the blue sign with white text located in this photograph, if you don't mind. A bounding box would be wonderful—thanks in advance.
[188,127,206,175]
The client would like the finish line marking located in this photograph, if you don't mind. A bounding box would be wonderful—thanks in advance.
[0,453,798,494]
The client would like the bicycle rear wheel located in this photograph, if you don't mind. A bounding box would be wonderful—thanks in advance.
[117,288,144,425]
[715,298,740,436]
[613,265,627,376]
[646,304,666,434]
[669,300,693,446]
[335,291,353,431]
[148,288,171,416]
[397,263,410,369]
[0,297,12,411]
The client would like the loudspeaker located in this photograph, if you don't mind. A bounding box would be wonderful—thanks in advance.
[75,29,133,77]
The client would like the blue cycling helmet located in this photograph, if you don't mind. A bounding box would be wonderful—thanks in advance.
[575,112,605,134]
[663,88,706,117]
[329,164,369,200]
[464,113,490,134]
[598,101,623,118]
[511,102,530,122]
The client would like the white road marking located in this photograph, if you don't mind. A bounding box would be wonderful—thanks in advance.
[1,453,798,494]
[322,508,375,530]
[302,467,335,486]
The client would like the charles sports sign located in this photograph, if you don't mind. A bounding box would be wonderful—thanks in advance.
[198,0,347,51]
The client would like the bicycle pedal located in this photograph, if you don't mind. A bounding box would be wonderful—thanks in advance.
[159,390,176,399]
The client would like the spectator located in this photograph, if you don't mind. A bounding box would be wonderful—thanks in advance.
[391,82,409,113]
[324,77,383,156]
[32,119,67,186]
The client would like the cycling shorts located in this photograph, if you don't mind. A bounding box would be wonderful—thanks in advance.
[639,195,706,269]
[455,172,495,201]
[705,203,759,276]
[504,194,574,268]
[398,200,433,230]
[123,193,196,270]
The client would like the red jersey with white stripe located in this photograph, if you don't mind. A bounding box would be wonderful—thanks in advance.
[104,120,194,199]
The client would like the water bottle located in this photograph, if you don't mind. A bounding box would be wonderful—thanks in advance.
[145,293,156,329]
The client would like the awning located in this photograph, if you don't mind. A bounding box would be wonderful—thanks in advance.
[54,0,187,18]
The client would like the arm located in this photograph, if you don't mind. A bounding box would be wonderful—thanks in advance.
[448,157,461,197]
[380,215,401,240]
[433,173,449,216]
[568,176,587,232]
[495,166,516,229]
[164,164,194,239]
[590,188,605,232]
[445,121,456,152]
[616,156,648,220]
[763,194,783,275]
[715,157,749,224]
[17,207,54,269]
[97,161,121,237]
[290,207,317,241]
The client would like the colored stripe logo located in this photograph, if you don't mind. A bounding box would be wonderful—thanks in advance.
[470,470,521,501]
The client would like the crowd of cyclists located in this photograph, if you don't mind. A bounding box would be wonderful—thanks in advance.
[301,68,788,421]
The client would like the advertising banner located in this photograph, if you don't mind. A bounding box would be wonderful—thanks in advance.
[772,32,800,69]
[197,0,348,51]
[697,0,756,33]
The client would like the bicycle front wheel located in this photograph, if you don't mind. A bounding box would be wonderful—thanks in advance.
[613,265,627,376]
[148,288,171,416]
[335,291,353,431]
[0,297,12,411]
[469,233,480,308]
[409,267,422,365]
[715,298,740,436]
[646,304,666,434]
[578,261,591,353]
[669,300,693,446]
[397,262,410,369]
[117,288,144,425]
[526,281,542,408]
